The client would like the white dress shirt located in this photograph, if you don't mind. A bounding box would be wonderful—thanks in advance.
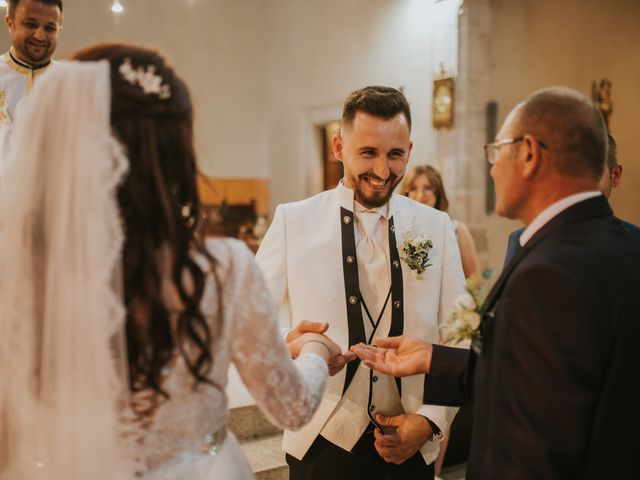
[519,191,602,246]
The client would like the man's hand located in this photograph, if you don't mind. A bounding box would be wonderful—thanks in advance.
[373,413,432,464]
[286,320,329,343]
[350,335,432,377]
[287,321,357,375]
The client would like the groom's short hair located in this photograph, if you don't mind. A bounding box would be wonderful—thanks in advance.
[341,86,412,131]
[8,0,63,17]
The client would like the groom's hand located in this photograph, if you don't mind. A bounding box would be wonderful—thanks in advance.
[373,413,432,464]
[286,320,330,343]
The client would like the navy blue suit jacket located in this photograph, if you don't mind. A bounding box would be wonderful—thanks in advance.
[504,218,639,267]
[422,196,640,479]
[503,227,524,267]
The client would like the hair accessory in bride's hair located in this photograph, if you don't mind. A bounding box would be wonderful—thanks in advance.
[118,57,171,100]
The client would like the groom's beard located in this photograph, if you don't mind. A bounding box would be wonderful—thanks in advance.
[350,172,402,209]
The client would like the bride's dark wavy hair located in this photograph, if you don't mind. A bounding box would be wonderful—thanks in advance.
[73,43,221,398]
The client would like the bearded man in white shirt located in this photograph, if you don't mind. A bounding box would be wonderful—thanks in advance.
[0,0,63,162]
[256,86,465,480]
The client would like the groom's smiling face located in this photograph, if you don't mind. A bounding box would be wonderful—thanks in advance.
[333,111,412,208]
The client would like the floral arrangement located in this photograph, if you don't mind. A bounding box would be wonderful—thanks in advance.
[444,269,493,346]
[400,226,433,280]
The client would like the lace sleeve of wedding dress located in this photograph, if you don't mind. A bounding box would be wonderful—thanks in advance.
[217,239,328,430]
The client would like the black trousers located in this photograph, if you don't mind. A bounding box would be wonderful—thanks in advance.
[286,431,434,480]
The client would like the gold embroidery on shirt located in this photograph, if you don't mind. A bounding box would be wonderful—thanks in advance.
[0,89,9,126]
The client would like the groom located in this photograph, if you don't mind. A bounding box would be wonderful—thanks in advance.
[352,87,640,479]
[256,86,464,479]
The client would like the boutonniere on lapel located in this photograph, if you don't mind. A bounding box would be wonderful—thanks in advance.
[443,270,493,353]
[399,223,434,280]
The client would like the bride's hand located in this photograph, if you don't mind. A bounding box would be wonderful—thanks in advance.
[290,333,356,376]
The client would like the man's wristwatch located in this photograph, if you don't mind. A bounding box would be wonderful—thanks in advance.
[425,418,443,442]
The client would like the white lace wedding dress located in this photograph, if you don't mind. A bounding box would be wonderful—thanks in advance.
[0,61,325,480]
[123,238,328,479]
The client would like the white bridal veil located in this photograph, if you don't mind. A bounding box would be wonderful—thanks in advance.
[0,61,132,478]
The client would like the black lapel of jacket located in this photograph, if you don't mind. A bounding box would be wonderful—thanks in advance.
[482,195,612,314]
[387,216,404,395]
[340,207,367,392]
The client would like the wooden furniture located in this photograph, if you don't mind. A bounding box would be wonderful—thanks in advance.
[196,175,269,252]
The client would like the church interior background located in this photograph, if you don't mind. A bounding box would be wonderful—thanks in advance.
[3,0,636,277]
[2,0,639,477]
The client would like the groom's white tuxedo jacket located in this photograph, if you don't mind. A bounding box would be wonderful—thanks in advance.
[256,183,465,463]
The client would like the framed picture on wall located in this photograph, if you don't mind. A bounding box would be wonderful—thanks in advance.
[322,120,343,190]
[432,77,455,128]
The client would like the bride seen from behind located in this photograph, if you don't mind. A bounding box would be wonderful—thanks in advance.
[0,42,342,479]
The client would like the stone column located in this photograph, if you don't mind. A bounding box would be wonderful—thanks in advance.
[438,0,493,269]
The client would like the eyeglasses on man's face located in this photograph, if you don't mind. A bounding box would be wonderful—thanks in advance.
[484,136,548,164]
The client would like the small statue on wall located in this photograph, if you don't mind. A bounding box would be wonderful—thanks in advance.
[592,78,613,128]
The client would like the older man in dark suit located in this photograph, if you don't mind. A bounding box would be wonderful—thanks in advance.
[352,87,640,479]
[504,133,639,265]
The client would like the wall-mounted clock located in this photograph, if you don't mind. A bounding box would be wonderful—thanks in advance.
[433,77,455,128]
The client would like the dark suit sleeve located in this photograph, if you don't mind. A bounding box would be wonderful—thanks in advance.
[483,264,602,478]
[422,344,474,406]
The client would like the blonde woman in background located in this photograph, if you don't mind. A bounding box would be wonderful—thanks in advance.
[400,164,478,479]
[401,165,479,279]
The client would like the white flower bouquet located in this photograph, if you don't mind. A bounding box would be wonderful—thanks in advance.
[444,270,492,345]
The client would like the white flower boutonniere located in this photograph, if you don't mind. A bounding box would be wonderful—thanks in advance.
[400,225,434,280]
[444,270,493,346]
